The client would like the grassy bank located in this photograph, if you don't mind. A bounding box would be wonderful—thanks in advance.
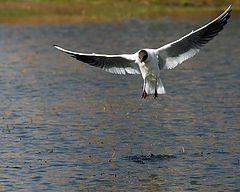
[0,0,239,23]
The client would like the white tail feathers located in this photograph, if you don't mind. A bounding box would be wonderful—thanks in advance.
[157,78,166,94]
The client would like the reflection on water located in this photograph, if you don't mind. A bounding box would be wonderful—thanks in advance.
[0,17,239,191]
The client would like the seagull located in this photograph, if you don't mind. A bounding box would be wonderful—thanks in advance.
[54,6,231,98]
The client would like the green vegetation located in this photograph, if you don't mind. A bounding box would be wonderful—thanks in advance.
[0,0,239,23]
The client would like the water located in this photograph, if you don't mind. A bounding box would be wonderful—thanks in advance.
[0,16,239,191]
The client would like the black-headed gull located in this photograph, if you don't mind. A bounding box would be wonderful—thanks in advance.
[54,6,231,98]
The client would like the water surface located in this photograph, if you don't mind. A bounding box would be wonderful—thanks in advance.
[0,16,239,191]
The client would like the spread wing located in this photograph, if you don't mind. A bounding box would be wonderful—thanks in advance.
[156,5,232,70]
[54,45,140,75]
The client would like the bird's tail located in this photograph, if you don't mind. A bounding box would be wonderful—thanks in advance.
[145,77,166,95]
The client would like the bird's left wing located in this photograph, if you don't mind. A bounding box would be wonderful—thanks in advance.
[54,45,140,75]
[156,5,232,70]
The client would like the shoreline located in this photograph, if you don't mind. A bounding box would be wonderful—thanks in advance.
[0,2,238,25]
[1,10,239,25]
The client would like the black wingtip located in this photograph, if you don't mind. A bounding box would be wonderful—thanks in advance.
[228,5,232,15]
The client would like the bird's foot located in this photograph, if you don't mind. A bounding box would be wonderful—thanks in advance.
[154,89,158,98]
[141,90,148,99]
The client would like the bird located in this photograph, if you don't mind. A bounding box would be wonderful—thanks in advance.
[54,6,231,99]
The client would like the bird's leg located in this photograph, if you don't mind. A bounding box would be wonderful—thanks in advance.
[154,78,158,98]
[142,90,148,99]
[141,79,148,99]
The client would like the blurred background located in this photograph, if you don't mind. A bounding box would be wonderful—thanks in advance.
[0,0,239,23]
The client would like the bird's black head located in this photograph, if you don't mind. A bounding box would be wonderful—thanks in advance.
[139,50,148,62]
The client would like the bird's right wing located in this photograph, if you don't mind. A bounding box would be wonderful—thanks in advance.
[54,45,140,75]
[156,5,231,70]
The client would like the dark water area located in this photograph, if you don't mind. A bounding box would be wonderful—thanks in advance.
[0,16,239,191]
